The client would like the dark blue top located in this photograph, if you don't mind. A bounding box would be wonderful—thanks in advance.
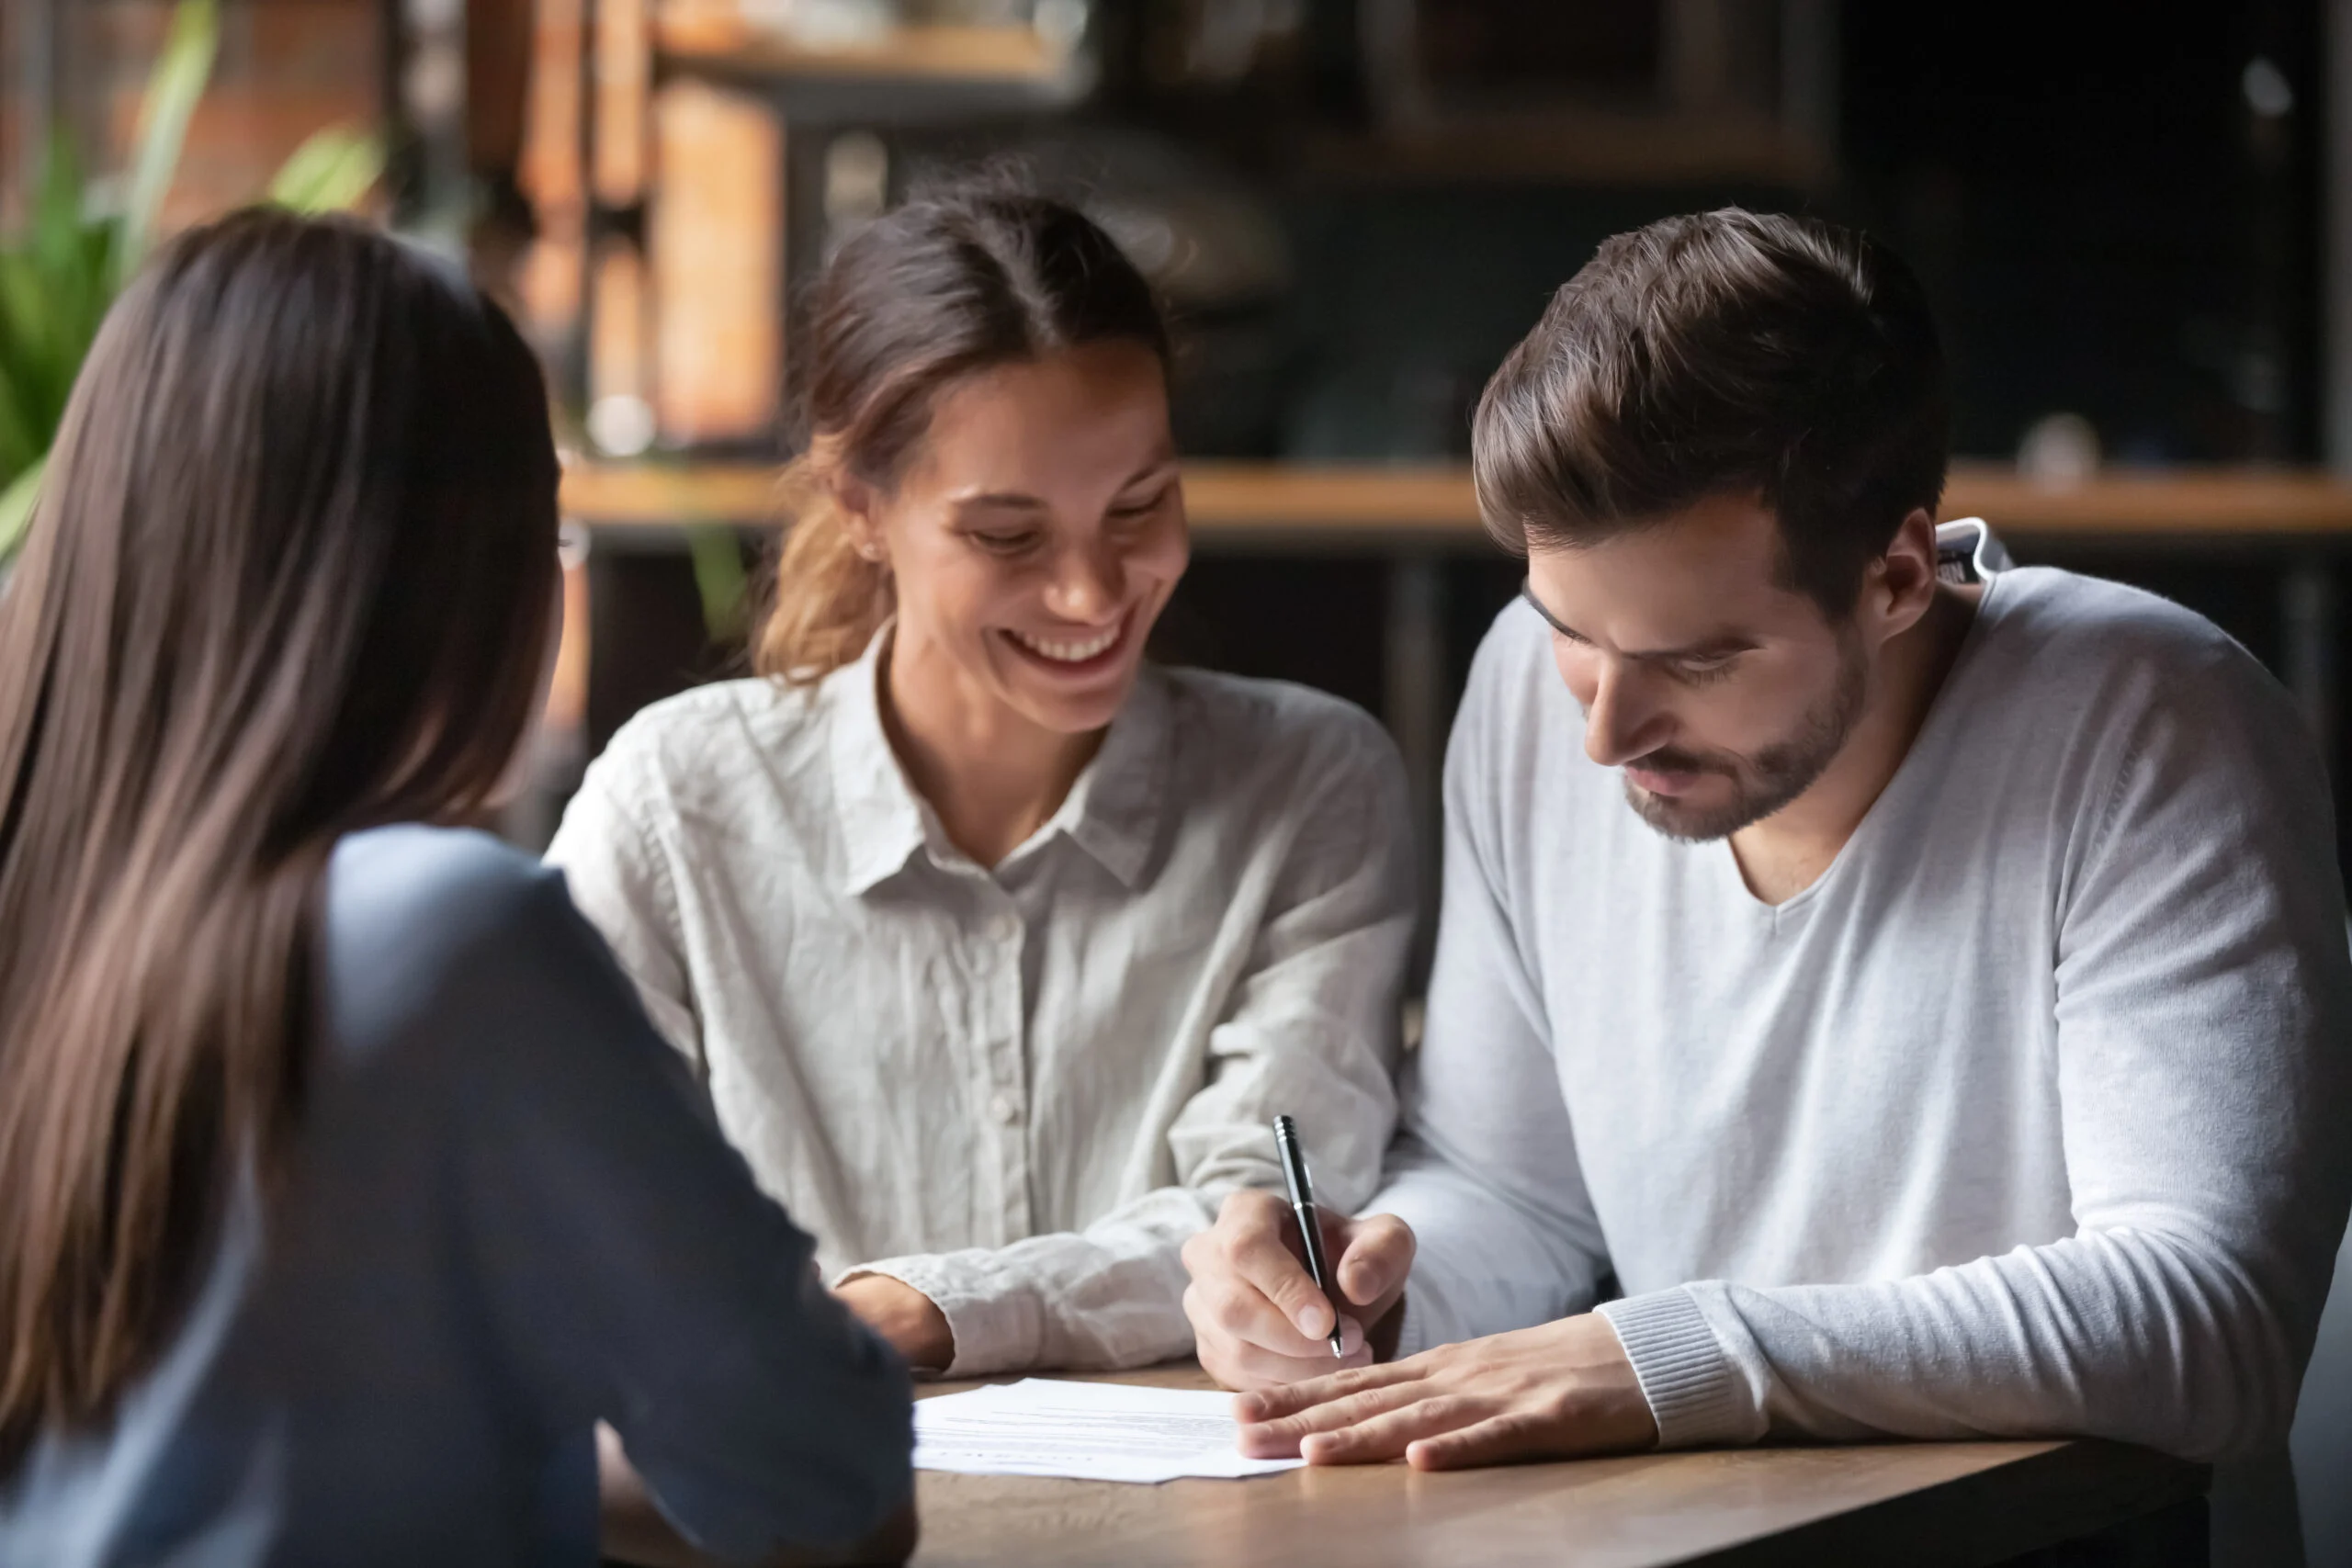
[0,826,912,1567]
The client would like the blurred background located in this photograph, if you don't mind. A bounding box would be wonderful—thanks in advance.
[5,1,2352,1558]
[5,1,2346,851]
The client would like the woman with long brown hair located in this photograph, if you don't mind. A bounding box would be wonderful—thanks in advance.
[548,179,1414,1378]
[0,210,911,1566]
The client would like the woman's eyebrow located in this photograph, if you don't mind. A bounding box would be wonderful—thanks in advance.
[1119,457,1181,487]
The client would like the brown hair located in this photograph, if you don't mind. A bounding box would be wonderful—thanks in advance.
[0,209,559,1462]
[755,178,1168,682]
[1473,208,1949,614]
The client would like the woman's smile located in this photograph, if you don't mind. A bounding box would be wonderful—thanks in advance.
[999,608,1134,679]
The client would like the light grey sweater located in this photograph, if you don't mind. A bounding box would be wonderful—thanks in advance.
[1379,561,2352,1491]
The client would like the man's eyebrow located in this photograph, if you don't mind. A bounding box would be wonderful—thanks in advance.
[1519,579,1758,660]
[1520,579,1584,640]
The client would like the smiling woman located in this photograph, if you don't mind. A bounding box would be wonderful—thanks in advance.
[546,175,1417,1381]
[835,338,1189,866]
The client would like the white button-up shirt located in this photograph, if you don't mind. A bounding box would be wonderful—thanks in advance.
[546,630,1412,1374]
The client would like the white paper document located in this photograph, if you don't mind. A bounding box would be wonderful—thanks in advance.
[912,1378,1306,1483]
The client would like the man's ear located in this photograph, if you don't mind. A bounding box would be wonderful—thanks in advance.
[1864,508,1939,645]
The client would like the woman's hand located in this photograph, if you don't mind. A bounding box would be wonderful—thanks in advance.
[835,1274,956,1372]
[1231,1313,1657,1469]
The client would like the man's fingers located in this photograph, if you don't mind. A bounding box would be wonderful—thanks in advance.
[1209,1336,1376,1397]
[1234,1359,1412,1423]
[1192,1194,1409,1339]
[1213,1186,1292,1232]
[1299,1396,1484,1466]
[1187,1192,1348,1362]
[1234,1371,1415,1458]
[1209,1189,1368,1339]
[1226,1218,1344,1341]
[1184,1275,1365,1364]
[1333,1214,1415,1307]
[1239,1378,1428,1453]
[1403,1411,1554,1471]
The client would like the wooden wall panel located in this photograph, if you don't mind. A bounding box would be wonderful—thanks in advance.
[74,0,382,231]
[650,77,781,445]
[517,0,588,344]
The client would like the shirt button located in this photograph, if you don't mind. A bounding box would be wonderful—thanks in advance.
[989,1092,1022,1125]
[993,913,1021,942]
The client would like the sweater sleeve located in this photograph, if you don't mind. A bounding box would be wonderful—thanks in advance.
[443,863,915,1559]
[1599,638,2352,1462]
[1371,620,1615,1360]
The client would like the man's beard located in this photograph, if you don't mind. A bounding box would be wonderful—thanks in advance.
[1621,632,1869,843]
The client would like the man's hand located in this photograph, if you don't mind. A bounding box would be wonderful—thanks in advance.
[834,1275,954,1372]
[1231,1312,1656,1469]
[1182,1189,1417,1390]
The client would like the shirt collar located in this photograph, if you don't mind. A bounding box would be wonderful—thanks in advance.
[1051,666,1169,891]
[826,625,1171,896]
[829,625,931,896]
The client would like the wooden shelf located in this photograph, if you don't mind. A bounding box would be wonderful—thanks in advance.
[1942,468,2352,538]
[560,459,2352,545]
[566,459,778,525]
[655,13,1068,85]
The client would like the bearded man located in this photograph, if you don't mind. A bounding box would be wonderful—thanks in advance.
[1180,209,2352,1564]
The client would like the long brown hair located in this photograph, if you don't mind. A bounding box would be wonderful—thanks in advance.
[0,209,560,1463]
[757,179,1168,682]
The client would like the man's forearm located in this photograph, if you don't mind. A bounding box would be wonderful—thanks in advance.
[1369,1143,1611,1356]
[1607,1225,2308,1461]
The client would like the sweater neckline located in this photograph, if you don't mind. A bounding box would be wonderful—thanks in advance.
[1708,570,2012,922]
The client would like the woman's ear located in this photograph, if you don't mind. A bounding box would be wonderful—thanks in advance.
[831,471,888,566]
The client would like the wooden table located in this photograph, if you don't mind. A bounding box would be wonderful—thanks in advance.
[909,1365,2208,1568]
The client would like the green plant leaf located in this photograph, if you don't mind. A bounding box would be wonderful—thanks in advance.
[0,127,118,488]
[0,251,71,453]
[0,360,42,487]
[0,454,45,566]
[686,525,752,643]
[31,132,85,276]
[116,0,219,288]
[77,220,119,345]
[267,127,384,214]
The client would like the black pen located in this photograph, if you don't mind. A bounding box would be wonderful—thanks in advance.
[1272,1114,1346,1359]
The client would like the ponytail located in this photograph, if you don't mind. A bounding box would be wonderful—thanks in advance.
[754,454,892,684]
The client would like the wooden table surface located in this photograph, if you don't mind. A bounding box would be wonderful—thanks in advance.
[907,1365,2205,1568]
